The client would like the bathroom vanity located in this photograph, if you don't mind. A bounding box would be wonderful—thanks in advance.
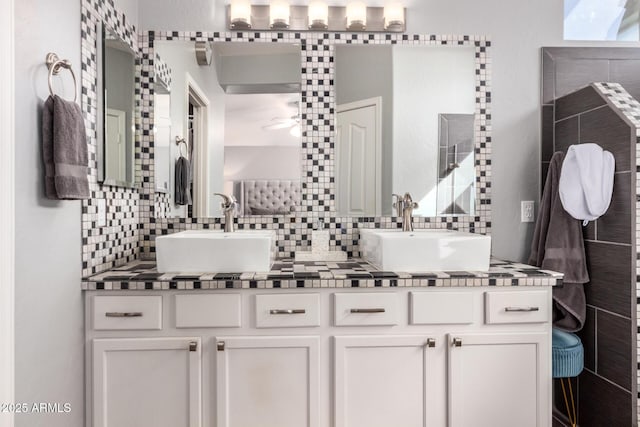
[83,259,560,427]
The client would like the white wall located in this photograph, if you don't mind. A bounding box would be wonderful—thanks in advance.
[224,146,301,182]
[14,0,84,425]
[154,41,226,217]
[140,0,640,261]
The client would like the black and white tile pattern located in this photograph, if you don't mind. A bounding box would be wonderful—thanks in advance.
[592,82,640,420]
[153,52,172,91]
[82,259,562,290]
[81,0,141,277]
[136,31,492,260]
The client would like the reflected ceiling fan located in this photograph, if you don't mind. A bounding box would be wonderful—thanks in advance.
[262,100,301,137]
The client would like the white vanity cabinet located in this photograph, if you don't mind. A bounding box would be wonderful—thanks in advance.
[215,336,319,427]
[91,337,202,427]
[84,287,552,427]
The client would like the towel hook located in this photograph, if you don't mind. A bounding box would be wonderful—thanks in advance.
[46,52,77,103]
[175,136,188,158]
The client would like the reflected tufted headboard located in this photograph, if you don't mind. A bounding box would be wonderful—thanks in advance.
[236,180,301,215]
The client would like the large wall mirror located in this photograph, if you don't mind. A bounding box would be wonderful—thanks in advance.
[153,41,302,218]
[335,44,477,217]
[98,24,137,188]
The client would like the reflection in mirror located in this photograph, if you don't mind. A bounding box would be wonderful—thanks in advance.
[154,60,172,194]
[99,25,136,188]
[335,45,476,217]
[153,41,302,218]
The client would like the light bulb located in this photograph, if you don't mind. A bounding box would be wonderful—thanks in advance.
[346,2,367,30]
[308,2,328,30]
[230,0,251,29]
[270,1,290,29]
[384,3,404,31]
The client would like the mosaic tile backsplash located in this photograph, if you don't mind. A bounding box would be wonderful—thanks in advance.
[79,1,492,277]
[136,32,492,262]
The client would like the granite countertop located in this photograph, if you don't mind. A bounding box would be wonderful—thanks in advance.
[82,259,563,291]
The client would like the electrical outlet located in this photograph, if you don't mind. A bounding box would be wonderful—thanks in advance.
[521,201,535,223]
[97,199,107,227]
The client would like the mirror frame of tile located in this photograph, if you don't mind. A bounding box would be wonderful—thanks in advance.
[79,0,491,275]
[138,32,492,260]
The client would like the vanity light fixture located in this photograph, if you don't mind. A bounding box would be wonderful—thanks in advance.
[384,2,405,32]
[346,2,367,31]
[230,0,252,29]
[270,1,290,29]
[308,1,328,30]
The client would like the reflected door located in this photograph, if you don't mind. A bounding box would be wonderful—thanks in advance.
[336,99,381,216]
[105,108,126,182]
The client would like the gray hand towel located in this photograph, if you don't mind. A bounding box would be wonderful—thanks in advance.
[528,151,589,332]
[175,156,191,205]
[42,95,89,199]
[42,97,57,199]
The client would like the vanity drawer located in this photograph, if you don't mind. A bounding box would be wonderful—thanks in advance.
[175,294,241,328]
[92,296,162,330]
[255,293,320,328]
[334,292,399,326]
[410,291,474,325]
[484,290,549,324]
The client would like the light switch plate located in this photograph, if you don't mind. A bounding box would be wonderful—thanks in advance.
[97,199,107,227]
[521,201,535,223]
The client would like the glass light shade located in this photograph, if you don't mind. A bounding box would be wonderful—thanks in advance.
[346,2,367,30]
[384,3,404,31]
[230,0,251,28]
[308,2,328,30]
[270,1,290,29]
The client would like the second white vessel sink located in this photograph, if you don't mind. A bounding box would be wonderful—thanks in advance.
[156,230,276,273]
[359,229,491,272]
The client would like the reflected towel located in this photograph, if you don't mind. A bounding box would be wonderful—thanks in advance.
[42,95,89,199]
[175,156,191,205]
[529,151,589,332]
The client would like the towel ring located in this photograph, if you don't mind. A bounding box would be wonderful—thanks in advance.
[175,137,188,158]
[46,52,77,103]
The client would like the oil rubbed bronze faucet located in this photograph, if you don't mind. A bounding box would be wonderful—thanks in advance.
[214,193,238,233]
[400,192,419,232]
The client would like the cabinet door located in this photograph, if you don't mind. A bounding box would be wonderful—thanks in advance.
[215,336,320,427]
[92,337,201,427]
[448,332,550,427]
[334,335,443,427]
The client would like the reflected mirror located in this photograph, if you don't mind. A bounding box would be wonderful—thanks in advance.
[99,25,137,188]
[153,41,302,217]
[335,44,476,217]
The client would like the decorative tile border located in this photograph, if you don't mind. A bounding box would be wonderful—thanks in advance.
[82,259,561,290]
[153,52,172,91]
[81,0,141,276]
[592,82,640,422]
[137,31,492,260]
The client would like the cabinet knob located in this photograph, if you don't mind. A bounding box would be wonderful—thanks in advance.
[217,341,225,352]
[452,337,462,347]
[189,341,198,352]
[426,338,436,348]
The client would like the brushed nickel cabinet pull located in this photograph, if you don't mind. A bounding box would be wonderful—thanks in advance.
[269,309,306,315]
[426,338,436,348]
[105,312,143,318]
[189,341,198,352]
[350,308,386,314]
[452,337,462,347]
[504,306,540,312]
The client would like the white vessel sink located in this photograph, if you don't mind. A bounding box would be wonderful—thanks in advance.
[156,230,276,273]
[359,229,491,272]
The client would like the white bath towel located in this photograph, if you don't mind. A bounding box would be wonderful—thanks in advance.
[559,143,615,225]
